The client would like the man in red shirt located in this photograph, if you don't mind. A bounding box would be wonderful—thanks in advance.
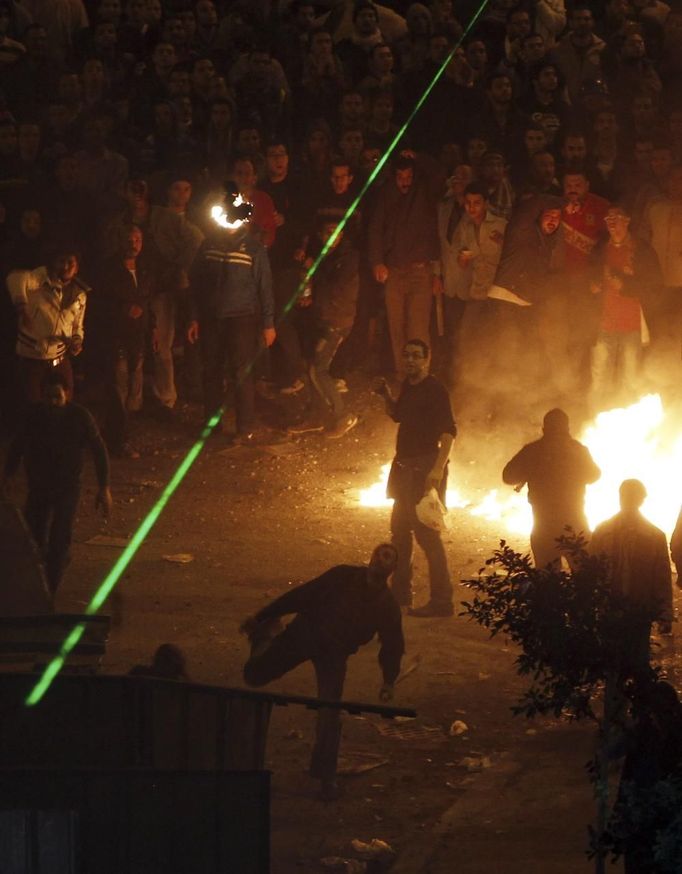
[589,205,662,409]
[230,155,277,249]
[561,168,610,394]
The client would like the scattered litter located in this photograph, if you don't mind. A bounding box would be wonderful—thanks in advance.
[371,720,444,742]
[525,729,537,736]
[320,858,366,872]
[393,715,416,723]
[285,729,303,740]
[477,672,491,680]
[460,755,492,772]
[434,671,458,676]
[85,535,129,548]
[263,442,299,457]
[445,781,459,789]
[162,553,194,564]
[448,720,469,736]
[337,752,389,776]
[351,838,395,862]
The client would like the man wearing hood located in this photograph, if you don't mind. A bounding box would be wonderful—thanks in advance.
[489,196,566,400]
[503,408,601,568]
[186,192,276,443]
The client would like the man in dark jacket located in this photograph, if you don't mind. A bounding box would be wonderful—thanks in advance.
[97,224,157,458]
[241,543,404,800]
[503,408,601,568]
[375,339,457,616]
[187,201,276,443]
[307,220,359,438]
[491,196,569,400]
[591,479,673,671]
[367,151,441,377]
[1,372,111,594]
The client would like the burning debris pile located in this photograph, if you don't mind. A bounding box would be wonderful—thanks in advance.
[359,395,682,538]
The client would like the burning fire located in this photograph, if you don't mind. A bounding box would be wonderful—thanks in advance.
[211,195,247,230]
[359,395,682,538]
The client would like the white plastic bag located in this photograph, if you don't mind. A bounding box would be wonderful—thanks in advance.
[415,488,448,532]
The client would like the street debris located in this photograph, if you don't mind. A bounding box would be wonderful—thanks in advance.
[285,729,304,740]
[85,535,129,548]
[337,752,389,776]
[448,720,469,736]
[372,720,444,742]
[320,859,366,873]
[460,755,492,772]
[351,838,395,862]
[162,553,194,564]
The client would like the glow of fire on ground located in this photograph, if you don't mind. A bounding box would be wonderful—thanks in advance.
[358,394,682,539]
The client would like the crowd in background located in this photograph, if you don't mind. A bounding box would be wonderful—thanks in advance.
[1,0,682,451]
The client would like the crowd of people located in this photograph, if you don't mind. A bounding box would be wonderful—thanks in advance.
[1,0,682,451]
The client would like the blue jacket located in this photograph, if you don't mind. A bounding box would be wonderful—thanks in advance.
[190,230,274,327]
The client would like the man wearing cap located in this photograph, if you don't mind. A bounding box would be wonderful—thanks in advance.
[503,408,601,568]
[589,204,662,409]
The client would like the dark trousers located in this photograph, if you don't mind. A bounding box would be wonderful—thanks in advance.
[200,314,258,433]
[24,484,80,594]
[390,497,452,607]
[271,267,306,387]
[530,510,590,569]
[243,622,347,781]
[22,357,74,403]
[309,324,350,423]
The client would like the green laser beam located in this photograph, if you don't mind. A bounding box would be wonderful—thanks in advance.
[283,0,492,318]
[25,409,224,706]
[25,0,492,707]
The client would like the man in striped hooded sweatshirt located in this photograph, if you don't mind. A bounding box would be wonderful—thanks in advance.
[187,195,276,444]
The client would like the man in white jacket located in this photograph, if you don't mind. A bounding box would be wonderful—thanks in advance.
[6,247,87,402]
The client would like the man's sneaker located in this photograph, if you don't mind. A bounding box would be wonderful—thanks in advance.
[280,378,305,396]
[324,413,358,439]
[408,602,454,618]
[334,378,349,394]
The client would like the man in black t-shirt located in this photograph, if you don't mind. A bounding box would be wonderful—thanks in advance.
[375,339,457,617]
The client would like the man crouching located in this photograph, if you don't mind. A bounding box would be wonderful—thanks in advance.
[241,543,404,800]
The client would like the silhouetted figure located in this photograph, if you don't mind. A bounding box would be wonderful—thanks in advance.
[591,479,673,673]
[241,543,404,801]
[671,506,682,577]
[1,373,111,594]
[129,643,189,680]
[611,680,682,873]
[503,408,601,567]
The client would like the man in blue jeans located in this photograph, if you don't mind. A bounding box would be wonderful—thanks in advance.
[375,339,456,617]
